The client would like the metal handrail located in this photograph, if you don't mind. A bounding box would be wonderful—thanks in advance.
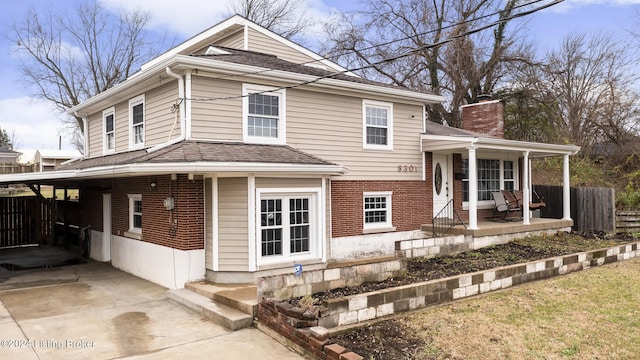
[432,199,466,237]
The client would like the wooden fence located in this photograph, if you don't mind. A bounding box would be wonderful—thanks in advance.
[0,197,53,247]
[533,185,616,233]
[616,211,640,234]
[0,162,34,174]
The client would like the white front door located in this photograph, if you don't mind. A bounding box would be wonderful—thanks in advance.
[101,193,112,261]
[432,154,450,218]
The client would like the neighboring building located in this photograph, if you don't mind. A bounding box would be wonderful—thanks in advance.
[0,16,579,289]
[0,148,20,163]
[33,149,82,172]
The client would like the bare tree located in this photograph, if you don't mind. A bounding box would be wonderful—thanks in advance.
[228,0,311,39]
[322,0,529,127]
[531,34,640,156]
[8,2,164,150]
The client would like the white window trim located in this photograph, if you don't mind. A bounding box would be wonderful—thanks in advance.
[127,194,142,237]
[362,99,393,150]
[102,107,116,154]
[128,94,145,150]
[255,188,322,267]
[242,84,286,145]
[363,191,394,232]
[462,158,519,210]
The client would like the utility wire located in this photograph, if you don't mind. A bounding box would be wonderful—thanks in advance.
[188,0,564,103]
[196,0,551,84]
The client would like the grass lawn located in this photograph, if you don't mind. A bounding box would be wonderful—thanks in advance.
[400,258,640,359]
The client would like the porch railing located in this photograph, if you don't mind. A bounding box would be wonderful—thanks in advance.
[432,199,466,237]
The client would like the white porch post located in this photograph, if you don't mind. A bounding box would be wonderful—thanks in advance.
[468,147,478,230]
[562,154,571,220]
[522,151,530,225]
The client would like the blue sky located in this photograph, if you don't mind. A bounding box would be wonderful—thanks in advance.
[0,0,639,151]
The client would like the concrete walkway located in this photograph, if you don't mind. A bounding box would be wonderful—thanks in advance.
[0,261,302,360]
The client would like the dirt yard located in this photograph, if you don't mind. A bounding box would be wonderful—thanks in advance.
[332,232,640,359]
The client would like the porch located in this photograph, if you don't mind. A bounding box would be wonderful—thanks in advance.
[421,217,573,238]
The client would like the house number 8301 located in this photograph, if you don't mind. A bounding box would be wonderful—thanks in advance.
[397,165,418,173]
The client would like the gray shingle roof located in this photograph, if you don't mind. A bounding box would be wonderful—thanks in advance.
[424,121,491,137]
[58,141,335,170]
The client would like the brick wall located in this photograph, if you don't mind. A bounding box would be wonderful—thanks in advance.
[331,179,431,238]
[81,175,204,251]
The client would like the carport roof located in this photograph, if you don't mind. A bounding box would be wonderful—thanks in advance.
[0,140,346,184]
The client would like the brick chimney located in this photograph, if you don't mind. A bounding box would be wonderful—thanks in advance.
[461,95,504,138]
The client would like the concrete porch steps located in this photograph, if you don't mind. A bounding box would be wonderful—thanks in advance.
[167,288,254,331]
[185,282,258,316]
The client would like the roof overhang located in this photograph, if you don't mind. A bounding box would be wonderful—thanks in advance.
[0,162,348,185]
[69,54,444,115]
[421,134,581,158]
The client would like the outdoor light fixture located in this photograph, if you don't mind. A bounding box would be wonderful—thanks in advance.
[149,177,157,191]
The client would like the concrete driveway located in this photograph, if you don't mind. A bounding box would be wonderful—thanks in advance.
[0,261,302,360]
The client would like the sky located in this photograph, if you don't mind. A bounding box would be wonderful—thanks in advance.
[0,0,639,153]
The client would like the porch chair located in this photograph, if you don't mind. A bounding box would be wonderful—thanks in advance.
[490,191,521,221]
[511,190,546,210]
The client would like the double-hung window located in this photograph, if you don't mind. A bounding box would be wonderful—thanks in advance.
[243,84,286,144]
[363,100,393,150]
[103,107,115,153]
[462,159,517,202]
[129,95,145,149]
[128,194,142,236]
[363,192,394,231]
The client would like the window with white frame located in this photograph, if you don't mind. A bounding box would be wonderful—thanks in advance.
[103,107,115,153]
[462,159,517,202]
[129,95,145,149]
[363,100,393,150]
[243,84,285,144]
[256,190,320,265]
[363,192,393,230]
[128,194,142,234]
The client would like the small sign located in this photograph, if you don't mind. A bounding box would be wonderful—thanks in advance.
[294,263,303,277]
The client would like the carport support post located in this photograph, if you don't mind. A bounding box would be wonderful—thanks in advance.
[562,154,571,220]
[522,151,530,225]
[467,146,478,230]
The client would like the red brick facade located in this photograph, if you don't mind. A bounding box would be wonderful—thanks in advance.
[331,179,432,238]
[461,100,504,138]
[80,175,204,251]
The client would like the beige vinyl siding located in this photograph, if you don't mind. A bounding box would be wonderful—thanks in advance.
[87,112,102,158]
[144,82,181,147]
[214,30,245,49]
[205,177,213,271]
[114,99,129,152]
[218,177,249,272]
[255,177,321,188]
[190,77,243,141]
[246,28,316,65]
[287,89,424,181]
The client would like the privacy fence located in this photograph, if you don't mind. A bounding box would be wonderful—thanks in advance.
[533,185,616,233]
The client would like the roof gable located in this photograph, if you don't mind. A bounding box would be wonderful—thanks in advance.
[141,15,354,76]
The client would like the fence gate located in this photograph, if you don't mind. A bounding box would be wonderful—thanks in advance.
[0,197,53,248]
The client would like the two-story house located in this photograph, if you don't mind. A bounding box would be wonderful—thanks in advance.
[1,15,579,289]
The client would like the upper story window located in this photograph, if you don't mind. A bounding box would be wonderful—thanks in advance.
[103,107,115,153]
[129,95,145,149]
[363,100,393,150]
[243,84,286,144]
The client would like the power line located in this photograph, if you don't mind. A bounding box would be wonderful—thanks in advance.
[195,0,551,84]
[188,0,565,103]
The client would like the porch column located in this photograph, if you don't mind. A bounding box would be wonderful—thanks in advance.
[468,147,478,230]
[522,151,530,225]
[562,154,571,220]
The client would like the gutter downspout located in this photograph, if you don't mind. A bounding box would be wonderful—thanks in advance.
[147,67,186,153]
[165,67,186,139]
[74,112,89,159]
[185,69,192,140]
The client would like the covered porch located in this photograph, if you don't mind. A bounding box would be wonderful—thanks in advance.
[422,217,574,237]
[422,132,581,231]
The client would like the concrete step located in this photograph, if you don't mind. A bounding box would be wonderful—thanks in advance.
[167,288,253,331]
[185,282,258,316]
